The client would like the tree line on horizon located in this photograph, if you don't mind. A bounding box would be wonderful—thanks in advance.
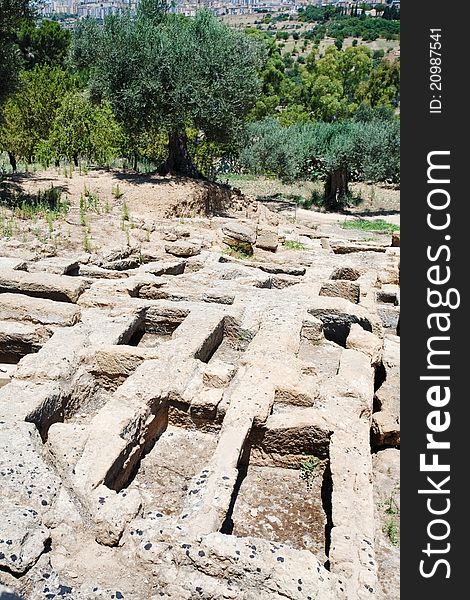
[0,0,400,209]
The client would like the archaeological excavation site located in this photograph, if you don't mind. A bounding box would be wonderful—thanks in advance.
[0,177,400,600]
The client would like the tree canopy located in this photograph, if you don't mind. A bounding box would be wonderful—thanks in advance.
[0,65,78,162]
[16,18,71,69]
[240,117,399,209]
[71,8,265,175]
[0,0,34,107]
[39,94,123,166]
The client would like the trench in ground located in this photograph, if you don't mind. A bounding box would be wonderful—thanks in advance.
[105,317,248,490]
[128,308,189,349]
[132,425,219,517]
[220,429,332,565]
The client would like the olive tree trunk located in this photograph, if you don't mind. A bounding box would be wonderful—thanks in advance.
[324,167,349,210]
[161,130,201,178]
[7,152,17,173]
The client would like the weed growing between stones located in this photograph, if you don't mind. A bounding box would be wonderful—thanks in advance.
[81,185,101,214]
[299,456,319,491]
[384,518,399,547]
[82,232,92,253]
[284,240,306,251]
[1,186,69,246]
[121,200,130,221]
[382,486,400,546]
[222,246,253,260]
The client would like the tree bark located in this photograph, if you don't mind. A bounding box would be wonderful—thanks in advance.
[160,130,201,178]
[7,152,17,173]
[324,167,349,211]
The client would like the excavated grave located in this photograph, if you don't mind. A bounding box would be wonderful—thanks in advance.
[0,202,400,600]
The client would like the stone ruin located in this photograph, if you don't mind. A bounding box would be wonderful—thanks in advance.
[0,208,400,600]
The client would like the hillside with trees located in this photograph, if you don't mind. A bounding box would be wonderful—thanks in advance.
[0,0,400,210]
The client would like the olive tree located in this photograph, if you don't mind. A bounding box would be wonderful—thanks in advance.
[241,118,400,210]
[71,7,264,176]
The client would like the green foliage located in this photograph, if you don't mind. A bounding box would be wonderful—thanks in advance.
[112,183,124,199]
[284,240,306,250]
[7,185,69,217]
[82,232,92,253]
[299,456,319,491]
[0,0,34,108]
[72,9,264,174]
[39,94,123,166]
[384,517,399,546]
[298,5,340,23]
[222,245,252,260]
[240,117,399,209]
[385,490,400,516]
[382,487,400,546]
[304,46,374,118]
[121,200,130,222]
[354,102,395,122]
[0,66,79,161]
[341,218,399,233]
[249,38,398,125]
[356,60,400,109]
[80,186,101,213]
[16,19,71,69]
[327,16,399,42]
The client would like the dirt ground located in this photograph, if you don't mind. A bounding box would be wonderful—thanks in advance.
[0,170,399,263]
[225,174,400,216]
[0,169,244,259]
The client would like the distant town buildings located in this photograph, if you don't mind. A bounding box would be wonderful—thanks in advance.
[41,0,395,21]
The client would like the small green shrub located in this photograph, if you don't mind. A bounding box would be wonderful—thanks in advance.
[222,245,252,260]
[121,200,130,222]
[82,233,92,253]
[81,186,101,213]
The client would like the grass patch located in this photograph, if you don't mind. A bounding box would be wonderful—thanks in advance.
[223,173,260,184]
[341,218,399,233]
[284,239,306,250]
[121,200,130,222]
[80,186,101,214]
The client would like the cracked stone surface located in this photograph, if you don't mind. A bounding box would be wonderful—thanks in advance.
[0,198,400,599]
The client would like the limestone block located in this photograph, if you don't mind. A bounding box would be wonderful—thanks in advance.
[346,323,383,366]
[202,360,236,388]
[0,268,88,302]
[330,266,361,281]
[221,223,255,244]
[301,314,324,344]
[255,226,278,252]
[0,293,80,326]
[165,241,201,257]
[319,280,360,304]
[92,485,142,546]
